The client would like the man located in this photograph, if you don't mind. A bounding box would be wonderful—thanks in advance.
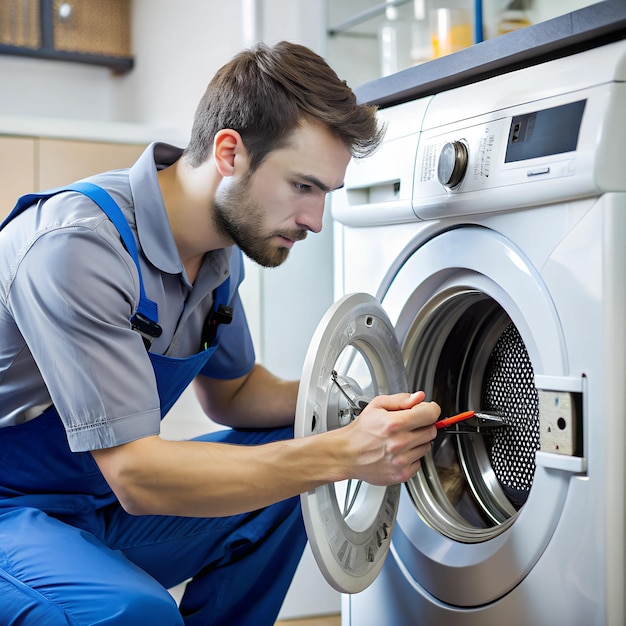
[0,41,439,625]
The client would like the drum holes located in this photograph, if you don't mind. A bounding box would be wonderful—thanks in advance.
[365,316,374,328]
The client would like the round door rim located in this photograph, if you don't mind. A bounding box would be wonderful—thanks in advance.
[295,292,407,593]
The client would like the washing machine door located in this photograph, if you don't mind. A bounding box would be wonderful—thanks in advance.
[294,292,407,593]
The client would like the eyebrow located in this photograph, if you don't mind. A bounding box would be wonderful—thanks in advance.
[298,174,345,193]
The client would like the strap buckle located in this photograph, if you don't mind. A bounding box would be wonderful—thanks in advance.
[131,311,163,349]
[201,304,233,350]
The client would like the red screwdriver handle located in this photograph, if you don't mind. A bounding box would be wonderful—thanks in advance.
[435,410,475,429]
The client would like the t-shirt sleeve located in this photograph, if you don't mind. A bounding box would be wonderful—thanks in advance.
[6,217,161,452]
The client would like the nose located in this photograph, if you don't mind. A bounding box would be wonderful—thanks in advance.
[295,196,326,234]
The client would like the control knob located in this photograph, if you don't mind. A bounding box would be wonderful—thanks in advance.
[437,140,468,189]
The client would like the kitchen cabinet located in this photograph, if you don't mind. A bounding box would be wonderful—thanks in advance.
[0,135,145,220]
[0,136,35,220]
[38,138,144,189]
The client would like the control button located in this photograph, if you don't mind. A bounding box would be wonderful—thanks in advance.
[437,140,469,189]
[527,167,551,177]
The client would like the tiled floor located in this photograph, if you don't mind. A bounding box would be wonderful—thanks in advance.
[275,616,340,626]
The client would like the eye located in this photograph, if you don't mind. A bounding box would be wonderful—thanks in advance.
[294,182,312,192]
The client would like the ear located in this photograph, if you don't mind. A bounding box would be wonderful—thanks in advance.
[213,129,248,177]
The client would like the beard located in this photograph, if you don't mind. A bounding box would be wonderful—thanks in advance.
[212,175,307,268]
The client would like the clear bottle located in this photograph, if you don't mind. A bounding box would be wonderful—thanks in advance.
[429,0,473,58]
[379,0,431,75]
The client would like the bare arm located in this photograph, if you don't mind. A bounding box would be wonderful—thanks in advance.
[192,363,299,429]
[91,391,439,518]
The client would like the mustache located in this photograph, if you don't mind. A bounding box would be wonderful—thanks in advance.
[274,229,308,242]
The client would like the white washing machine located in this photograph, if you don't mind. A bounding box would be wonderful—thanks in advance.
[295,38,626,625]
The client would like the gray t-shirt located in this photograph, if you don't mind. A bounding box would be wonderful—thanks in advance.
[0,142,255,452]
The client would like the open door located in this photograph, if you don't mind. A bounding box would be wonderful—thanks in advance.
[295,293,407,593]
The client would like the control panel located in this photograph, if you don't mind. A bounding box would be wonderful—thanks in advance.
[412,80,625,219]
[332,39,626,228]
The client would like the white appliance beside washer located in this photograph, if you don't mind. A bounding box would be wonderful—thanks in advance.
[294,38,626,625]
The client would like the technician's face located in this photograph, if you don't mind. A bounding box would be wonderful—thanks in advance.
[213,120,351,268]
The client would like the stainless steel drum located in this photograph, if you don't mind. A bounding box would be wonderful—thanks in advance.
[404,289,541,541]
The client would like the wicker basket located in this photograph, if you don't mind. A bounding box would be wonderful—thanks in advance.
[53,0,131,57]
[0,0,41,48]
[0,1,130,57]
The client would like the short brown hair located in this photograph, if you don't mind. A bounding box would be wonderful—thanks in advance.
[184,41,384,171]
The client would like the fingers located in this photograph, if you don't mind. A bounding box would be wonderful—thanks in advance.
[368,391,440,420]
[368,390,426,412]
[404,390,426,408]
[347,391,441,486]
[386,394,439,482]
[361,391,440,437]
[391,435,437,484]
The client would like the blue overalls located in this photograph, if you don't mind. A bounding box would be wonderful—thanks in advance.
[0,183,306,625]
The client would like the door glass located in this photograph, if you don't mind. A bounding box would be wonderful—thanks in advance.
[331,345,387,533]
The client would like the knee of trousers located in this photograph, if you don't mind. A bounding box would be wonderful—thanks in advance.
[0,575,185,626]
[100,587,186,626]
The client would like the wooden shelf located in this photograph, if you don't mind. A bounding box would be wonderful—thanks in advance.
[0,42,133,74]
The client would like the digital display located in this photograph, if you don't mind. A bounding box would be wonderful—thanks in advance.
[505,100,586,163]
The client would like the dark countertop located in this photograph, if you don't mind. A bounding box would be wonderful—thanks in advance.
[355,0,626,108]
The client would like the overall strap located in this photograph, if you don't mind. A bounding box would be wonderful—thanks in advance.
[3,182,243,351]
[200,248,245,350]
[201,276,232,350]
[1,182,161,342]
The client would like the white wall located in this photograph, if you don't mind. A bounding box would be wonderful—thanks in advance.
[0,54,117,121]
[113,0,246,139]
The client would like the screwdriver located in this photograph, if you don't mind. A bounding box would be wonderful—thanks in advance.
[435,410,475,429]
[435,410,508,430]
